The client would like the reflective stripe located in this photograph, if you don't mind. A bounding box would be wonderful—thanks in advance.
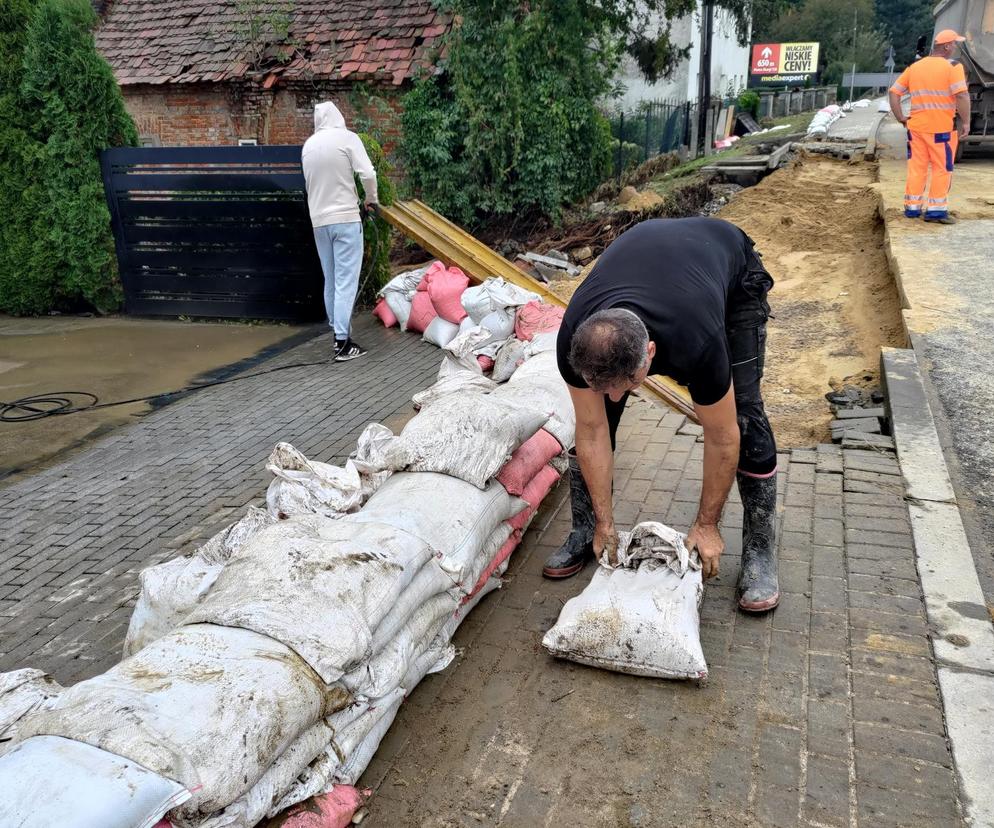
[950,82,968,93]
[927,197,948,204]
[910,102,955,111]
[910,89,953,98]
[891,82,908,94]
[905,195,923,203]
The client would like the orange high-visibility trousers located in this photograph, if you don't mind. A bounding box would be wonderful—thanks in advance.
[904,129,958,218]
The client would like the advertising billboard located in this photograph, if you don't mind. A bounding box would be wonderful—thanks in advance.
[749,42,820,87]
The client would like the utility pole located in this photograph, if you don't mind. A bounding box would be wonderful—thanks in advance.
[697,0,715,156]
[848,7,858,103]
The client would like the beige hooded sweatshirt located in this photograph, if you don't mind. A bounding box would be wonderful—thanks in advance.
[301,101,378,228]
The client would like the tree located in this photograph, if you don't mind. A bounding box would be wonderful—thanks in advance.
[0,0,138,314]
[766,0,889,87]
[874,0,933,66]
[401,0,754,227]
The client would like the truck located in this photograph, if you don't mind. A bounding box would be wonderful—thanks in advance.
[933,0,994,156]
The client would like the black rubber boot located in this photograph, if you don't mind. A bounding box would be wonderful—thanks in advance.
[542,453,595,579]
[736,471,780,612]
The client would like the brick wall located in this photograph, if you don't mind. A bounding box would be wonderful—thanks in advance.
[123,80,406,158]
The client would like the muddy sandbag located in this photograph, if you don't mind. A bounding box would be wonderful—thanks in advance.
[0,735,191,828]
[491,338,528,383]
[461,277,540,324]
[495,429,564,496]
[380,266,426,331]
[123,507,275,658]
[334,690,405,786]
[412,360,496,410]
[514,300,564,341]
[492,350,575,450]
[542,522,707,681]
[16,624,343,821]
[347,472,523,578]
[383,392,548,488]
[186,517,436,684]
[0,669,62,752]
[507,464,561,533]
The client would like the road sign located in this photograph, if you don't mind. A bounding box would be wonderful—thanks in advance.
[749,42,820,87]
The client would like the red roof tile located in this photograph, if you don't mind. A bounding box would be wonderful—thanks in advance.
[95,0,452,86]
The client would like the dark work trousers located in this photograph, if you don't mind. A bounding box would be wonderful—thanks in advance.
[603,249,777,476]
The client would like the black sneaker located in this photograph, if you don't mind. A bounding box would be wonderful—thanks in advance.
[334,339,366,362]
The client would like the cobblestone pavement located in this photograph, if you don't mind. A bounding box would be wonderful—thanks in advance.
[0,316,441,685]
[365,399,965,827]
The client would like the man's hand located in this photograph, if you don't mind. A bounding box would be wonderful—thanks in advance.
[593,520,619,567]
[686,521,724,579]
[959,122,970,140]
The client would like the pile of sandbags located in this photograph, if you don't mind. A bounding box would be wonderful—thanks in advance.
[0,292,577,828]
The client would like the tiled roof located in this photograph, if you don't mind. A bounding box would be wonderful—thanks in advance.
[95,0,451,86]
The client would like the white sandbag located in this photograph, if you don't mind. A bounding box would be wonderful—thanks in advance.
[123,507,275,657]
[348,473,523,572]
[382,392,548,488]
[195,720,334,828]
[384,291,413,330]
[0,669,62,750]
[806,104,842,137]
[526,331,558,356]
[441,324,494,371]
[265,431,391,521]
[412,361,496,410]
[186,517,436,684]
[542,522,707,681]
[16,624,341,821]
[491,338,528,383]
[461,277,540,324]
[458,315,476,334]
[477,307,515,344]
[370,557,455,652]
[457,521,514,594]
[334,690,405,786]
[381,267,427,332]
[342,591,459,700]
[494,350,576,450]
[0,735,191,828]
[422,316,461,348]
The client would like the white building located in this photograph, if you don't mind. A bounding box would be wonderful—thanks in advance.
[614,3,751,110]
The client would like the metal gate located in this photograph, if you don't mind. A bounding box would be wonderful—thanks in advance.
[100,145,324,320]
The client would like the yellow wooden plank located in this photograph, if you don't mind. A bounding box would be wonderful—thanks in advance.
[378,200,697,421]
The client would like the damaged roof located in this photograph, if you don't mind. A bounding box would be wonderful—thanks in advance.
[95,0,451,86]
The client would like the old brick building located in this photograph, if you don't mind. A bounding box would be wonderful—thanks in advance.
[94,1,451,152]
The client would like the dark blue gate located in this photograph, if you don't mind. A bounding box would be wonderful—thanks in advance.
[100,145,324,320]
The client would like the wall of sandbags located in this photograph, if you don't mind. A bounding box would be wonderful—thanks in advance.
[0,274,573,828]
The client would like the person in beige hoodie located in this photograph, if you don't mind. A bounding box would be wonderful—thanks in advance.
[302,101,378,361]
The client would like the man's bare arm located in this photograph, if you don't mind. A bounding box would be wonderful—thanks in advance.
[568,385,617,561]
[956,91,971,138]
[889,91,907,124]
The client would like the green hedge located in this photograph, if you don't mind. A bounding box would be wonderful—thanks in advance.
[356,133,395,307]
[0,0,137,315]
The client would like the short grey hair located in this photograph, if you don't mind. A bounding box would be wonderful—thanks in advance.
[569,308,650,390]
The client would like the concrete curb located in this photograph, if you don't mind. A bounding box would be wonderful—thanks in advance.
[881,347,994,826]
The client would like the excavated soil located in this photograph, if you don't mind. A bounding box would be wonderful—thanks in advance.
[718,154,906,446]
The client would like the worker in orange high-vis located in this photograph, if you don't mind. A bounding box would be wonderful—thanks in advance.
[888,29,971,224]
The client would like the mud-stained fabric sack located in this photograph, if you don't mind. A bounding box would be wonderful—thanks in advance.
[513,300,564,341]
[347,473,523,576]
[383,393,548,488]
[542,522,707,681]
[0,736,191,828]
[0,669,62,751]
[124,507,275,657]
[185,518,436,684]
[491,338,528,383]
[495,429,564,496]
[16,624,341,821]
[461,277,540,324]
[507,464,561,532]
[333,689,405,786]
[369,557,453,653]
[412,360,496,410]
[380,266,426,331]
[493,350,575,451]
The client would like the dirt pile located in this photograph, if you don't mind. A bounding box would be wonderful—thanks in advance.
[718,154,905,446]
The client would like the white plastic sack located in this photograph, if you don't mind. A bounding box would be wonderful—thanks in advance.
[370,557,455,652]
[16,624,340,821]
[381,267,427,331]
[185,517,436,684]
[493,350,576,450]
[461,277,540,324]
[412,360,496,410]
[123,507,274,657]
[384,292,413,330]
[422,316,461,348]
[0,669,62,751]
[542,522,707,680]
[265,431,392,521]
[382,392,548,488]
[0,736,191,828]
[342,591,459,699]
[348,473,523,574]
[333,689,405,786]
[477,308,515,344]
[491,338,528,383]
[806,104,842,137]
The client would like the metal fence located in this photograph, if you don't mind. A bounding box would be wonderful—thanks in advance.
[100,145,324,320]
[608,98,724,179]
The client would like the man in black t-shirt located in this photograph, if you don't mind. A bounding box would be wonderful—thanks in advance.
[545,217,780,613]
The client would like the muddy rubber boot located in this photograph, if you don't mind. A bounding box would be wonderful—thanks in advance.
[542,453,595,579]
[736,471,780,612]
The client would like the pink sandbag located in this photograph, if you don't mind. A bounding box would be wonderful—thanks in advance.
[406,289,438,333]
[496,429,563,496]
[477,355,494,372]
[372,296,398,328]
[271,786,369,828]
[508,464,561,532]
[513,300,565,341]
[426,266,469,324]
[464,530,521,603]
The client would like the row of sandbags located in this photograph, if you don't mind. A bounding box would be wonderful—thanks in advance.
[0,315,575,828]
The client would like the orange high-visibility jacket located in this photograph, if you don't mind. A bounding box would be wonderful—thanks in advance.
[890,56,968,133]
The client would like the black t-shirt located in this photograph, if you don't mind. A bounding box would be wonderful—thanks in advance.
[557,217,754,406]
